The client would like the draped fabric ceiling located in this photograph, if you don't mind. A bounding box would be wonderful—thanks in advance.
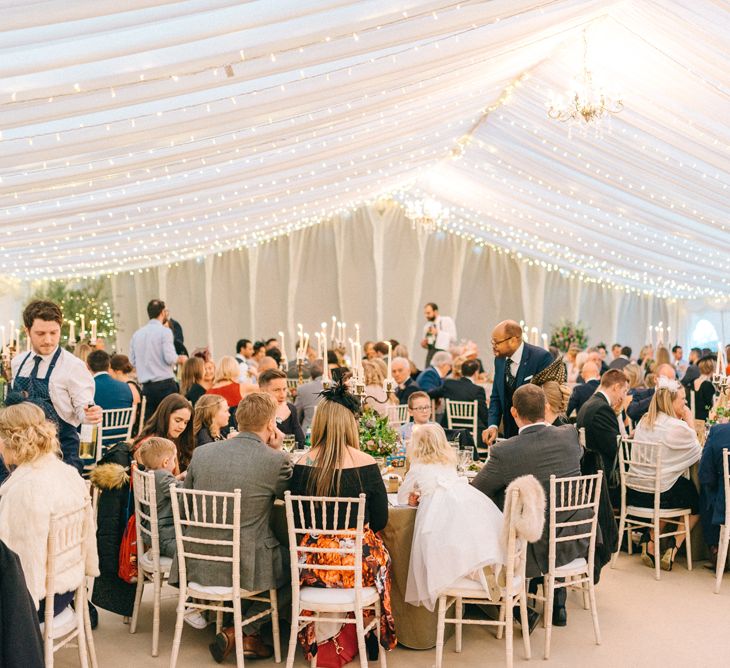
[1,1,728,312]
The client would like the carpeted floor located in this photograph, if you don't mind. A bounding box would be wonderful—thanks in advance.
[57,553,728,667]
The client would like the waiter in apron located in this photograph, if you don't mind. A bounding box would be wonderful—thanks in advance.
[1,300,100,482]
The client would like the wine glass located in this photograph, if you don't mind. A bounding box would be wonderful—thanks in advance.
[282,435,296,453]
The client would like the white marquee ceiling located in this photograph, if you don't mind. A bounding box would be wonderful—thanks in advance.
[0,0,728,298]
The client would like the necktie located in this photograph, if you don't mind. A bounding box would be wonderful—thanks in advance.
[29,355,43,380]
[505,357,516,391]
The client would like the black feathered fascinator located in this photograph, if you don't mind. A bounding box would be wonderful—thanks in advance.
[318,378,362,417]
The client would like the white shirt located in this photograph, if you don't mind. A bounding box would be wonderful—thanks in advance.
[11,347,95,427]
[423,315,457,349]
[518,421,549,434]
[509,342,524,373]
[235,354,253,384]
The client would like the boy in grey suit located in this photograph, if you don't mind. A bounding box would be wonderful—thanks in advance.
[170,392,292,661]
[472,384,588,628]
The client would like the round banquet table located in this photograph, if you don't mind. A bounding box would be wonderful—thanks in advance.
[270,501,451,650]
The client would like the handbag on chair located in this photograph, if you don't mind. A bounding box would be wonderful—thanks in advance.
[315,615,358,668]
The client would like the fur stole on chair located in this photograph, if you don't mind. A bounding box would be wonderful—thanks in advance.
[89,463,129,491]
[498,475,545,586]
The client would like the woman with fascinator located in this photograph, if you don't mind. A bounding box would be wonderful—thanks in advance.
[629,376,701,571]
[531,356,572,426]
[289,381,396,660]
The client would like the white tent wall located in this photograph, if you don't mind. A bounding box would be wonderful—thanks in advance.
[111,203,684,369]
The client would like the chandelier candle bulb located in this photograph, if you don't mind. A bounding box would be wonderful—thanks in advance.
[717,342,723,376]
[69,320,75,343]
[80,314,85,340]
[297,323,303,352]
[0,326,5,350]
[355,323,360,347]
[531,327,539,345]
[90,320,97,344]
[342,323,346,347]
[322,331,330,383]
[302,333,309,357]
[278,331,286,360]
[330,316,337,342]
[541,333,549,350]
[9,321,14,348]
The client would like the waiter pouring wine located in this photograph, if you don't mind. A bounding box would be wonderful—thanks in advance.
[1,300,101,482]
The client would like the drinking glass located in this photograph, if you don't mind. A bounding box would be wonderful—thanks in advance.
[282,435,296,452]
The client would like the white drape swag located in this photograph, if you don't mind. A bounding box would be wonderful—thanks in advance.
[111,204,681,368]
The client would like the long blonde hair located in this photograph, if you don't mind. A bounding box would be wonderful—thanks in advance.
[193,394,227,439]
[213,356,240,384]
[410,423,456,466]
[0,403,60,465]
[307,400,360,497]
[541,381,570,415]
[639,385,679,430]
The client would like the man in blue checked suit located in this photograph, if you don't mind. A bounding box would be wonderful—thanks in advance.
[483,320,553,446]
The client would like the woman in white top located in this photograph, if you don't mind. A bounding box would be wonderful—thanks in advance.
[630,377,701,571]
[0,403,98,617]
[398,423,503,611]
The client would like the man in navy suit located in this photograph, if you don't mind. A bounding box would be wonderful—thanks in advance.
[429,359,489,433]
[566,360,601,418]
[415,351,452,393]
[483,320,552,445]
[88,350,133,410]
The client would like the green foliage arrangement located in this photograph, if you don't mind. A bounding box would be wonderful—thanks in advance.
[550,319,589,352]
[358,407,399,457]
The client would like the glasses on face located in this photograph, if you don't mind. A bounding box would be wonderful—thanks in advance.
[411,406,431,412]
[491,335,516,347]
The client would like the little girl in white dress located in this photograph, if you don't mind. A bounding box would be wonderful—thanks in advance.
[398,423,504,611]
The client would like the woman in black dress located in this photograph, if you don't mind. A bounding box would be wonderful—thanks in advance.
[289,383,395,661]
[259,368,305,447]
[691,357,716,421]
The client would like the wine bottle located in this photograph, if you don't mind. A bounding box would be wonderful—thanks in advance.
[79,405,99,461]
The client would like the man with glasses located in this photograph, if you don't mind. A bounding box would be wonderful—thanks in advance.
[483,320,552,446]
[129,299,187,419]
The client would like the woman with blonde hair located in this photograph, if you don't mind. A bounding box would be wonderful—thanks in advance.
[397,423,503,610]
[362,359,395,416]
[289,384,395,660]
[0,403,98,616]
[193,394,232,446]
[206,355,243,410]
[623,363,645,390]
[542,380,572,426]
[630,377,701,571]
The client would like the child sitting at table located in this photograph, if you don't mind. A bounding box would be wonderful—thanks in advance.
[137,437,179,559]
[398,423,504,610]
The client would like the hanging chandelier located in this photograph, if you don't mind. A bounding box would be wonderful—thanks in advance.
[548,30,623,126]
[404,198,448,234]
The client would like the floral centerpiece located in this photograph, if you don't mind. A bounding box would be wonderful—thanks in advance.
[359,407,398,457]
[549,319,589,352]
[707,389,730,427]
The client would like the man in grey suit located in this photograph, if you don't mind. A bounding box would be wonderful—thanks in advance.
[172,392,292,661]
[294,359,324,431]
[472,384,588,629]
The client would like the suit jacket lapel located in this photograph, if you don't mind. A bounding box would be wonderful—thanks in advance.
[515,343,530,386]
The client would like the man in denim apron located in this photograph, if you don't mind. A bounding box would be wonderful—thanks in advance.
[1,300,100,482]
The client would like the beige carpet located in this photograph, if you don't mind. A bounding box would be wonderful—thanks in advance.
[57,554,728,667]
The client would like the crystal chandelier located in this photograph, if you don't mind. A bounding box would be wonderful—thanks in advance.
[548,31,623,127]
[404,198,448,234]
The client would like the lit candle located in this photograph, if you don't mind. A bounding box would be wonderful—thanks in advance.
[330,316,337,342]
[315,331,322,359]
[666,326,671,345]
[648,325,653,346]
[336,322,343,346]
[341,322,347,346]
[355,323,360,347]
[349,338,356,367]
[69,320,75,343]
[302,333,309,357]
[278,331,286,359]
[322,325,330,382]
[90,320,97,344]
[9,321,14,348]
[717,342,724,375]
[385,340,393,381]
[531,327,539,345]
[297,323,303,353]
[541,333,549,350]
[0,325,5,350]
[79,314,86,340]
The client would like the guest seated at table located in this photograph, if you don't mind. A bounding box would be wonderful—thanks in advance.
[294,360,324,431]
[0,403,98,616]
[627,363,676,424]
[690,357,716,422]
[173,392,292,662]
[134,393,194,471]
[630,378,701,571]
[429,359,488,433]
[473,384,588,628]
[565,345,581,384]
[206,356,244,409]
[567,361,601,418]
[259,368,305,447]
[398,423,503,611]
[699,416,730,570]
[180,356,206,407]
[541,381,571,426]
[392,357,421,405]
[362,359,394,416]
[193,394,232,446]
[110,353,143,406]
[201,358,216,391]
[393,344,420,380]
[290,382,396,660]
[416,351,452,393]
[399,391,433,441]
[89,350,134,410]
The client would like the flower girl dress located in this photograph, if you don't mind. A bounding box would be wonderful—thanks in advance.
[398,461,504,611]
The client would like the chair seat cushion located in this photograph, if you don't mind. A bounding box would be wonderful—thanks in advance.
[299,586,379,606]
[39,606,77,638]
[443,573,522,598]
[554,557,588,575]
[626,506,690,518]
[139,550,172,573]
[188,582,233,597]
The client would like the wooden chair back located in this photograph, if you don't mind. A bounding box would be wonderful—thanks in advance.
[445,399,478,444]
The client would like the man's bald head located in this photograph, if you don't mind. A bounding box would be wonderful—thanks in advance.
[656,363,676,380]
[581,360,600,381]
[491,320,524,358]
[258,356,277,373]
